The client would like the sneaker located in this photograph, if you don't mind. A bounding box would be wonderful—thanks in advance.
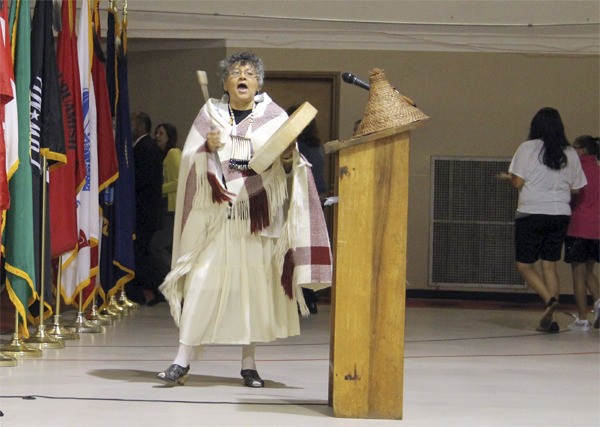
[593,299,600,329]
[568,319,591,332]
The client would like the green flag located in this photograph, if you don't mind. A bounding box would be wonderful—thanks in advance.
[4,0,37,338]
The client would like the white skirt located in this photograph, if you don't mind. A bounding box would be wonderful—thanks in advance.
[178,223,300,346]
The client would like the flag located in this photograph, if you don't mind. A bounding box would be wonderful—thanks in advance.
[92,6,117,193]
[60,0,99,309]
[0,0,17,195]
[50,0,86,260]
[92,1,118,305]
[30,0,67,318]
[4,0,36,338]
[99,3,135,299]
[0,0,14,216]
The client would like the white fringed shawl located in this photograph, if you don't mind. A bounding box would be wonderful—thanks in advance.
[160,94,332,326]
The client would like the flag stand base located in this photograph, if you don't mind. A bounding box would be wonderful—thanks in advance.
[0,334,42,358]
[25,324,65,349]
[65,312,102,333]
[101,303,124,318]
[118,291,139,309]
[108,296,128,315]
[86,305,112,326]
[0,352,18,367]
[47,315,80,340]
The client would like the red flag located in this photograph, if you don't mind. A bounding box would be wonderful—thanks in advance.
[0,0,13,214]
[91,4,118,305]
[92,8,117,192]
[50,0,86,258]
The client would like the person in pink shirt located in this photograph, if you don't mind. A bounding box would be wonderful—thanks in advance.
[564,135,600,331]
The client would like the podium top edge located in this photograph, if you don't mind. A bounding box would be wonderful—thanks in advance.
[323,119,429,154]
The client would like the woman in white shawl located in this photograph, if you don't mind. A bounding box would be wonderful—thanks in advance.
[157,52,332,387]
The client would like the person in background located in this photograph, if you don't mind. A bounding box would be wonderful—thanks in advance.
[563,135,599,331]
[286,105,326,314]
[498,107,586,333]
[148,123,181,303]
[157,52,332,387]
[126,111,164,305]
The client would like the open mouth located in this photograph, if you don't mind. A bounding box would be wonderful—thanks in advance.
[237,82,249,94]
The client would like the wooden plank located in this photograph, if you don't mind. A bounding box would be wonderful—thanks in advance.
[333,139,376,417]
[331,131,409,419]
[369,133,408,418]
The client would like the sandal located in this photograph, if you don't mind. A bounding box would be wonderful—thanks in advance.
[241,369,265,388]
[157,364,190,385]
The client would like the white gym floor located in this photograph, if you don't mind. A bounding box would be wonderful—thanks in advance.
[1,301,598,426]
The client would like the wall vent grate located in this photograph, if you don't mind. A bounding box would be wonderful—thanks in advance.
[429,157,525,289]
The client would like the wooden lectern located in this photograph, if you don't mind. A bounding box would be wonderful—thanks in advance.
[324,120,427,420]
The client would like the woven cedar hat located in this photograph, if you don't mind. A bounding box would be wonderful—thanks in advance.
[353,68,429,138]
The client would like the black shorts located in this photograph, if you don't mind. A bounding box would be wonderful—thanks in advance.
[515,214,570,263]
[563,236,600,263]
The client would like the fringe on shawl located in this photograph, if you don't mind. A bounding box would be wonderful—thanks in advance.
[281,249,294,298]
[249,188,270,233]
[192,159,221,209]
[279,247,309,315]
[208,172,233,204]
[223,162,289,236]
[159,241,203,327]
[274,154,310,316]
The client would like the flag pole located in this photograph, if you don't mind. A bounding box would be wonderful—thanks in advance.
[66,291,102,333]
[0,311,42,358]
[85,281,112,325]
[25,156,65,349]
[47,256,79,340]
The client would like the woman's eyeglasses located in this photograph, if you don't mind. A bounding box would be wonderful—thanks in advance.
[229,69,257,79]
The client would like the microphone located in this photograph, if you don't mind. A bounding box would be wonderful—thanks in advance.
[342,72,370,91]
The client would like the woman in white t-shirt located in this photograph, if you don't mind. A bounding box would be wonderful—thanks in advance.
[499,107,587,333]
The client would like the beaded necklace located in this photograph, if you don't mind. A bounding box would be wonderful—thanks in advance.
[228,103,255,171]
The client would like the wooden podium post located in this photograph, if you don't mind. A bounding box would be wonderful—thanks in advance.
[324,121,426,419]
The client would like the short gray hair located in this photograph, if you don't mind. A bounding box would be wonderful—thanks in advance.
[217,51,265,87]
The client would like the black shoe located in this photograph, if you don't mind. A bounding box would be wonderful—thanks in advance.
[307,301,318,314]
[537,320,561,333]
[241,369,264,388]
[147,295,166,306]
[157,364,190,384]
[539,297,559,329]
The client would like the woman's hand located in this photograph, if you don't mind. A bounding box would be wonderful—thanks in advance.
[496,172,524,189]
[206,128,223,153]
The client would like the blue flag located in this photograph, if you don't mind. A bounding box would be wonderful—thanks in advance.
[99,6,135,299]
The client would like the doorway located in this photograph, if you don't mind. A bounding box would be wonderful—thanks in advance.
[263,71,340,237]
